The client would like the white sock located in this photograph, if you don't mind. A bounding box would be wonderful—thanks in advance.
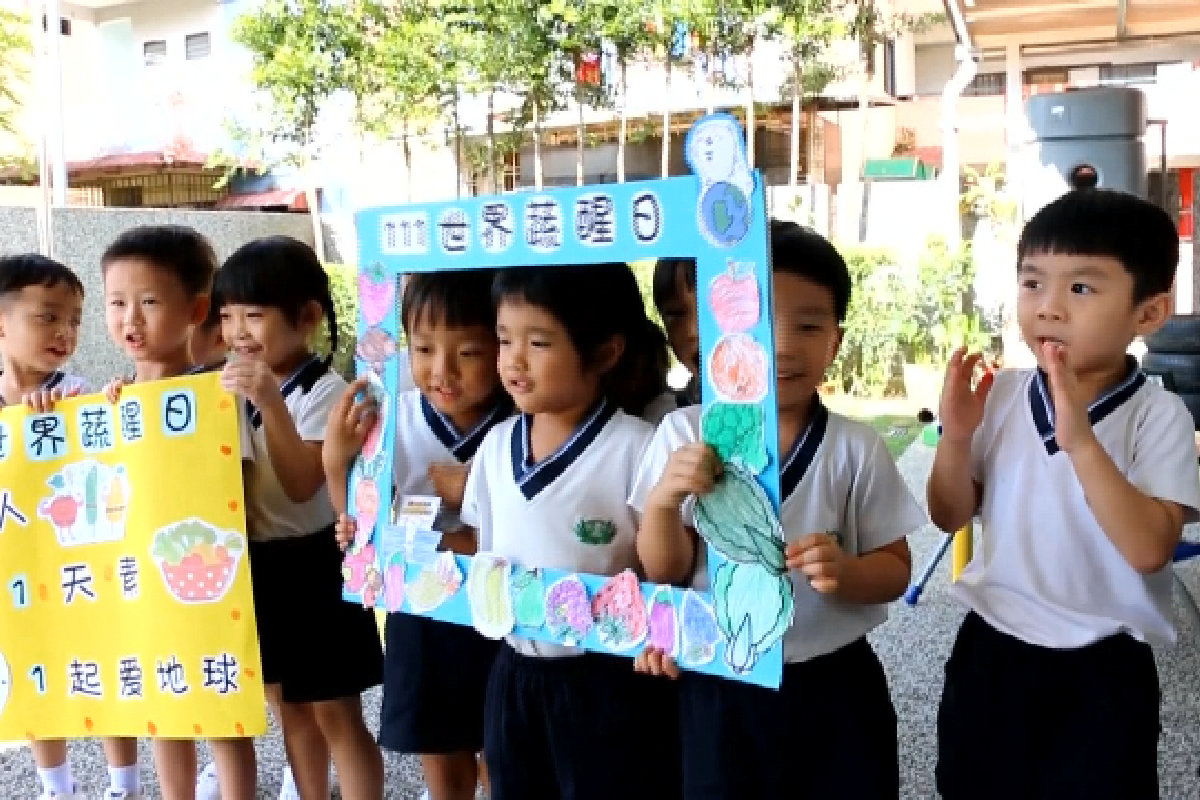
[108,764,139,794]
[36,763,73,795]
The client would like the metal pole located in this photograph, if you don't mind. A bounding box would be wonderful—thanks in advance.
[29,3,50,255]
[44,0,67,208]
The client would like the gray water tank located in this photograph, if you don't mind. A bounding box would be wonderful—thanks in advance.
[1022,87,1148,219]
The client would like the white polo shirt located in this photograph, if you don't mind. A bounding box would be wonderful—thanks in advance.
[0,369,89,407]
[955,365,1200,648]
[392,387,512,533]
[243,356,344,542]
[461,400,653,657]
[629,401,927,663]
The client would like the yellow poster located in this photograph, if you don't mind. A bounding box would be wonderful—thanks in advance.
[0,373,266,740]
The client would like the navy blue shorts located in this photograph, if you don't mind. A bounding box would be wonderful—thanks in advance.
[249,531,383,704]
[378,612,499,754]
[679,637,897,800]
[483,645,682,800]
[937,612,1161,800]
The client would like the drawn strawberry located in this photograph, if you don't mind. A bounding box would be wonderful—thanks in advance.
[357,262,395,327]
[591,569,648,651]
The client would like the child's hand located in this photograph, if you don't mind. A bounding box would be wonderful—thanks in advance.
[647,443,721,512]
[221,359,281,410]
[937,346,994,446]
[334,513,356,552]
[324,377,376,469]
[428,463,468,511]
[633,647,680,679]
[22,385,80,414]
[1040,341,1095,455]
[103,378,125,405]
[785,533,845,594]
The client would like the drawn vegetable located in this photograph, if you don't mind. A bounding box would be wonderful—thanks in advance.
[467,554,515,639]
[647,586,678,656]
[104,468,128,524]
[680,589,720,667]
[151,519,245,604]
[545,575,593,645]
[84,464,99,526]
[713,561,794,674]
[38,493,80,533]
[384,552,406,612]
[709,260,759,333]
[592,569,648,651]
[356,327,397,375]
[342,543,376,593]
[708,333,768,403]
[692,463,786,574]
[357,262,396,327]
[407,551,463,614]
[701,402,768,474]
[353,477,380,531]
[361,380,388,464]
[511,567,546,629]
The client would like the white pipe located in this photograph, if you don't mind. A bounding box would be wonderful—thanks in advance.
[29,4,50,255]
[44,0,67,208]
[941,44,977,246]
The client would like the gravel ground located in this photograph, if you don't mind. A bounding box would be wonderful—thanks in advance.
[4,440,1199,798]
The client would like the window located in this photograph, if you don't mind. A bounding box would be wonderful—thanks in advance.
[1024,67,1069,86]
[964,72,1006,97]
[107,186,144,208]
[185,32,211,61]
[143,40,167,66]
[1099,62,1157,85]
[42,16,71,36]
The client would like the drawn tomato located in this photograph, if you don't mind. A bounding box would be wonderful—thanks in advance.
[39,494,81,529]
[708,333,768,403]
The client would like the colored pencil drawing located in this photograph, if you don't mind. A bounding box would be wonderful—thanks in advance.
[356,327,397,376]
[360,371,390,470]
[510,567,546,630]
[701,402,768,474]
[709,260,760,333]
[686,116,754,250]
[680,589,721,668]
[357,262,396,327]
[708,334,768,403]
[407,550,462,614]
[646,586,679,657]
[37,461,129,547]
[467,553,515,639]
[383,551,406,612]
[592,570,648,651]
[713,561,794,675]
[692,463,786,574]
[150,518,245,605]
[545,575,593,646]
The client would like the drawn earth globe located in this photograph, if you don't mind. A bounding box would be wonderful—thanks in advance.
[701,182,751,246]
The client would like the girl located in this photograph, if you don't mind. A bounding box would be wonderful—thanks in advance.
[459,263,678,800]
[325,270,511,800]
[216,236,384,800]
[643,257,700,423]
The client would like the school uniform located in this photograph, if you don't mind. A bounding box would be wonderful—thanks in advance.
[461,400,681,800]
[379,388,510,755]
[0,369,89,406]
[244,355,383,703]
[642,385,699,426]
[936,363,1200,800]
[629,399,926,800]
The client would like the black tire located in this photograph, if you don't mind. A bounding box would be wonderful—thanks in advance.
[1145,315,1200,354]
[1177,391,1200,432]
[1141,352,1200,392]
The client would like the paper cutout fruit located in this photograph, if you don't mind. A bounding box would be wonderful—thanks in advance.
[701,402,768,474]
[360,374,389,466]
[680,589,721,668]
[709,261,759,332]
[356,327,397,375]
[151,519,244,604]
[407,551,463,614]
[358,262,396,327]
[342,543,376,594]
[511,567,546,629]
[708,333,768,403]
[384,552,406,612]
[545,575,593,645]
[467,554,515,639]
[352,475,380,542]
[647,586,679,657]
[592,569,648,651]
[713,561,794,674]
[39,461,129,547]
[693,463,786,574]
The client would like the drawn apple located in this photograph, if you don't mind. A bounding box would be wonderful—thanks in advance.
[709,261,759,333]
[39,493,81,534]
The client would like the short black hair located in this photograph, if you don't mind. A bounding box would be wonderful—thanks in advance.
[199,274,222,332]
[402,270,496,336]
[101,225,217,297]
[1018,189,1178,303]
[0,254,84,299]
[651,257,696,315]
[770,218,852,322]
[215,236,337,354]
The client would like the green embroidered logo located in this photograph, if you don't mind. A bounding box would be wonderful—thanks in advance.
[574,518,617,546]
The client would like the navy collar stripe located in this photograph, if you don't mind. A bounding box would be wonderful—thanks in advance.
[248,356,327,429]
[420,393,515,464]
[780,398,830,502]
[1029,356,1144,456]
[509,399,616,501]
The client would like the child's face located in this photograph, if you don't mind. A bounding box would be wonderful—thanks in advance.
[496,299,614,416]
[1017,251,1168,380]
[771,271,841,416]
[0,282,82,374]
[189,324,226,368]
[104,258,205,365]
[220,302,319,376]
[660,269,700,378]
[408,316,500,423]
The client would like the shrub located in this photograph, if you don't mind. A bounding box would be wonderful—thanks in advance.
[323,263,358,380]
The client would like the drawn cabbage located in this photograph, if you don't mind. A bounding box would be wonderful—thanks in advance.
[692,463,786,575]
[713,561,794,674]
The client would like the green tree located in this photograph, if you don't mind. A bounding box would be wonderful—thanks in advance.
[0,8,30,140]
[771,0,842,185]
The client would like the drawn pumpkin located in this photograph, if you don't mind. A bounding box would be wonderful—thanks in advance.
[708,333,768,403]
[591,569,648,651]
[356,327,396,375]
[709,261,759,333]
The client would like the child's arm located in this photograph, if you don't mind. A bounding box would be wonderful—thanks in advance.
[787,535,911,604]
[927,348,992,532]
[637,443,719,584]
[321,377,375,515]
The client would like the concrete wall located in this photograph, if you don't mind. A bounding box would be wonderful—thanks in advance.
[0,207,314,386]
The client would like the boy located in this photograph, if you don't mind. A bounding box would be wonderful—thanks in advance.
[0,254,141,800]
[631,220,926,799]
[189,277,227,371]
[100,226,258,800]
[927,189,1200,799]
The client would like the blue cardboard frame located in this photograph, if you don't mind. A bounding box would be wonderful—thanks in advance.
[347,114,788,688]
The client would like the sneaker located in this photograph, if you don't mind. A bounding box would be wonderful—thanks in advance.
[102,790,142,800]
[420,791,431,800]
[37,785,82,800]
[195,761,221,800]
[278,765,301,800]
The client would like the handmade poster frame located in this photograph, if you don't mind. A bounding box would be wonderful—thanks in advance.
[347,113,791,688]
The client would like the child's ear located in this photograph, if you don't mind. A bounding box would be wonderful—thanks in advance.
[596,334,626,374]
[300,300,325,334]
[1135,292,1171,336]
[189,293,210,327]
[824,328,844,366]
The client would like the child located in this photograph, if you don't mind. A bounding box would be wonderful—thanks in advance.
[325,270,511,800]
[651,256,700,412]
[631,220,925,800]
[0,254,141,800]
[216,236,384,800]
[189,277,227,370]
[927,189,1200,799]
[458,263,676,800]
[100,225,258,800]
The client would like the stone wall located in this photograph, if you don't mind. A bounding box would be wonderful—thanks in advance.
[0,207,315,386]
